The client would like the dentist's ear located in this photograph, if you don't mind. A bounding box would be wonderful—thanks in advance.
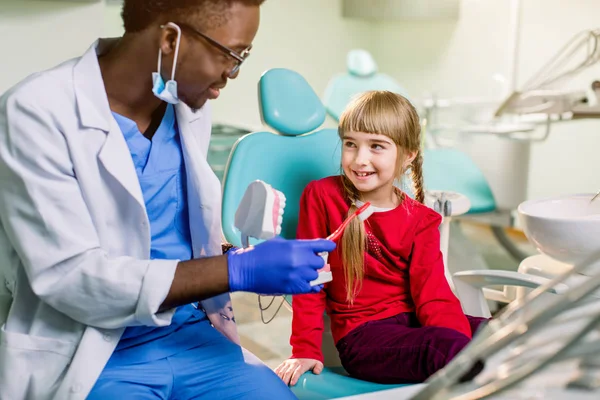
[158,22,182,56]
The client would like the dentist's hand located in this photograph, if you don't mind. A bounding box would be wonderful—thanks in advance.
[227,236,335,295]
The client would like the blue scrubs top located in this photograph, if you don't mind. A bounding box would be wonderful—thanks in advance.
[109,104,209,363]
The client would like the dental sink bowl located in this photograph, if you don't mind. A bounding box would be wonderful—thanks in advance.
[518,193,600,271]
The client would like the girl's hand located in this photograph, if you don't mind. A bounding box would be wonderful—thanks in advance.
[274,358,324,386]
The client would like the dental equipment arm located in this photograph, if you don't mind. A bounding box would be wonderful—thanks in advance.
[495,28,600,119]
[434,273,600,400]
[410,248,600,400]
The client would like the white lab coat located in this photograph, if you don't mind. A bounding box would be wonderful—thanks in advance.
[0,39,240,399]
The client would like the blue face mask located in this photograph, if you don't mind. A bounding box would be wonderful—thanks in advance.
[152,23,182,105]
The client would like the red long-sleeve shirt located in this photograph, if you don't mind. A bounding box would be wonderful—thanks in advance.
[290,176,471,362]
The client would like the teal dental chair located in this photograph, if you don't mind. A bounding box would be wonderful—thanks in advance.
[422,147,495,215]
[221,68,409,399]
[323,49,410,122]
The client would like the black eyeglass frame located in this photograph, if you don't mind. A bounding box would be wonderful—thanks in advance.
[173,21,252,77]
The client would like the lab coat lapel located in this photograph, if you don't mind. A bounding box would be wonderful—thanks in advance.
[98,118,146,208]
[175,103,221,257]
[73,39,145,208]
[176,103,240,345]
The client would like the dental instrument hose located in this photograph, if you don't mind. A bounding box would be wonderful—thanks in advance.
[258,295,287,324]
[411,247,600,400]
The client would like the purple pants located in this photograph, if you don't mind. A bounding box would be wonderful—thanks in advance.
[336,312,488,384]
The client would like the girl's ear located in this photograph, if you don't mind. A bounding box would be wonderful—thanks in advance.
[403,150,418,170]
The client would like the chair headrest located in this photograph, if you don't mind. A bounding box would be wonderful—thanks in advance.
[259,68,326,136]
[347,49,378,77]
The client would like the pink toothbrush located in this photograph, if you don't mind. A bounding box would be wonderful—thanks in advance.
[312,202,374,286]
[326,202,373,242]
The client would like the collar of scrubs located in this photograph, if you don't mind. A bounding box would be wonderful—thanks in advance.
[111,104,178,176]
[111,103,192,262]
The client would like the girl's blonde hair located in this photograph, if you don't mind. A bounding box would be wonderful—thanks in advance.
[338,91,424,303]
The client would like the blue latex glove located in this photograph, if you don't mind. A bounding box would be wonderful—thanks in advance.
[227,236,336,295]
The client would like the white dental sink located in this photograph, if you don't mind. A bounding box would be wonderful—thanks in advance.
[518,193,600,268]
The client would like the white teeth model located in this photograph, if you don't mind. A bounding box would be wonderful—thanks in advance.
[233,180,330,287]
[234,180,286,241]
[310,252,332,286]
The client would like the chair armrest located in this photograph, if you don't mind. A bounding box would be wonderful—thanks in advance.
[453,270,570,294]
[452,270,570,318]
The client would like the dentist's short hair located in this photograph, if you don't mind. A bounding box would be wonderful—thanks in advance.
[121,0,266,33]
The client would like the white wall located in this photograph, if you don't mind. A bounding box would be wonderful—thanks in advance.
[3,0,370,132]
[0,0,104,94]
[2,0,596,201]
[213,0,371,130]
[371,1,511,103]
[103,0,372,130]
[519,0,598,200]
[370,0,599,201]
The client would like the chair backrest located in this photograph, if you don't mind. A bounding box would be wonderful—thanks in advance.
[323,49,410,121]
[221,69,341,247]
[423,148,496,214]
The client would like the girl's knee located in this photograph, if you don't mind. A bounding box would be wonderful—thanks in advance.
[420,327,471,367]
[466,315,490,336]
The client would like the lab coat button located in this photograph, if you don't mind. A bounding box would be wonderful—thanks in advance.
[103,333,112,342]
[70,384,82,393]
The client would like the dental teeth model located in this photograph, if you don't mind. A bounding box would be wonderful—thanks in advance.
[234,180,286,247]
[234,181,375,287]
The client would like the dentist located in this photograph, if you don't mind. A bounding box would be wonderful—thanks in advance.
[0,0,334,399]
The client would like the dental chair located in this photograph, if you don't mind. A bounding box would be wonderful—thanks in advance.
[220,68,567,400]
[323,49,410,122]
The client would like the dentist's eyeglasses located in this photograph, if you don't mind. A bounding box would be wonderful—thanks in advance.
[174,22,252,78]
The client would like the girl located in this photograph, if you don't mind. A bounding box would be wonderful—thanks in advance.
[274,91,487,386]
